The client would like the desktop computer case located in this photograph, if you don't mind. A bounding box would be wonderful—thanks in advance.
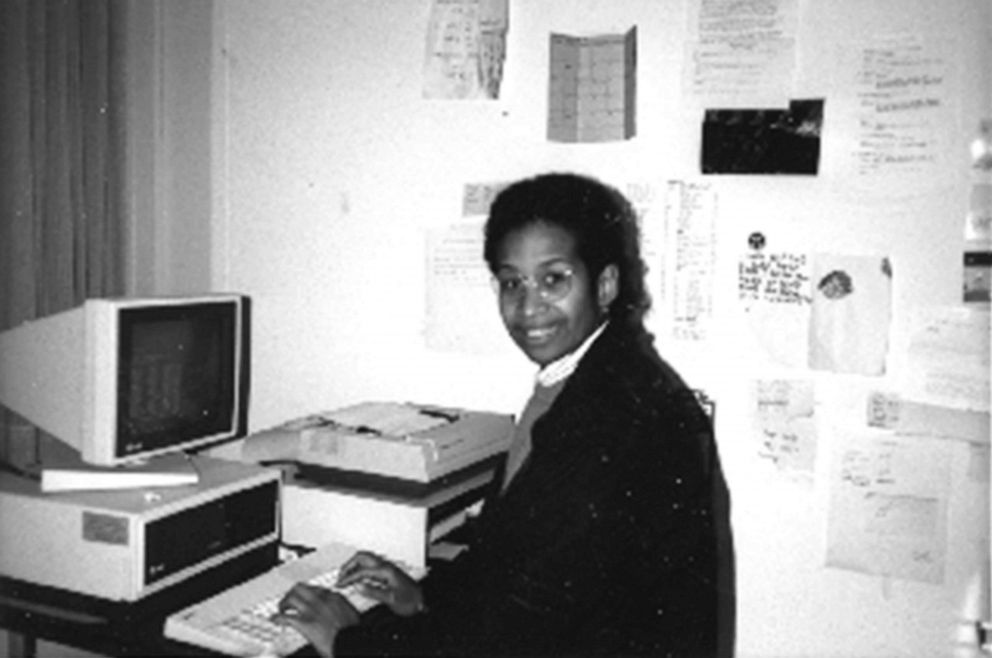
[0,457,280,602]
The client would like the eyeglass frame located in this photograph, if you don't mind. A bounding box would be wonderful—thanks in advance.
[490,266,576,305]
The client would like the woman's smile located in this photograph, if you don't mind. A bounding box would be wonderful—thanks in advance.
[517,323,559,344]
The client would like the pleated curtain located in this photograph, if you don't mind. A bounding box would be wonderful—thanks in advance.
[0,0,129,468]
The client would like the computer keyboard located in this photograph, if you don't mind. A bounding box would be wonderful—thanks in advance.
[164,543,426,657]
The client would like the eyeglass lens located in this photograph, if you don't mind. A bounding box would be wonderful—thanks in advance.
[494,268,573,303]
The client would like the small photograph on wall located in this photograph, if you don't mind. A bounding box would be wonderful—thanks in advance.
[963,251,991,303]
[808,253,892,376]
[701,99,824,175]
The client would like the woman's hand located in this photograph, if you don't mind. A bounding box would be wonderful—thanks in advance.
[273,583,360,658]
[336,551,425,617]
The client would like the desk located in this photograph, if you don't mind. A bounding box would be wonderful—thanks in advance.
[0,545,276,658]
[0,543,426,658]
[0,596,207,657]
[1,576,403,658]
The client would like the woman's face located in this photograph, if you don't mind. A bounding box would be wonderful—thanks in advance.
[492,221,611,367]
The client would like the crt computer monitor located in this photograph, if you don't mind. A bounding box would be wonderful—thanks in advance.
[0,294,251,468]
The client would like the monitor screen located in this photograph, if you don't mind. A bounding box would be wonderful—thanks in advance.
[117,302,241,460]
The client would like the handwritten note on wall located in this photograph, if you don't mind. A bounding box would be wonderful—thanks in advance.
[739,251,812,367]
[866,391,990,445]
[739,252,811,305]
[752,379,818,479]
[904,306,990,412]
[624,180,663,268]
[424,222,505,354]
[423,0,509,100]
[462,181,509,217]
[683,0,798,107]
[840,34,955,191]
[666,181,717,341]
[826,433,950,584]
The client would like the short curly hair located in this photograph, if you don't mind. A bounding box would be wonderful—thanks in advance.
[483,172,650,327]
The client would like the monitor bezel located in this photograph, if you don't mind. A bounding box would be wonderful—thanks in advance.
[84,294,251,467]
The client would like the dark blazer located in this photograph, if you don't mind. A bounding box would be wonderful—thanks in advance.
[336,322,735,657]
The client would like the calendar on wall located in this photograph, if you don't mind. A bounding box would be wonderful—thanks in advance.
[547,27,637,143]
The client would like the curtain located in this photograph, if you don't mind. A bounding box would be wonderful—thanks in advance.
[0,0,129,467]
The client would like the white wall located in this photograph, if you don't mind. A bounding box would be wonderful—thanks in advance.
[203,1,990,657]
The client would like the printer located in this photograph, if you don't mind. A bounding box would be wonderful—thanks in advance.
[237,402,515,566]
[241,401,514,488]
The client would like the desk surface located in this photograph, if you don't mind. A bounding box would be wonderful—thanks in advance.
[0,598,206,657]
[0,545,279,658]
[0,542,419,658]
[0,579,396,658]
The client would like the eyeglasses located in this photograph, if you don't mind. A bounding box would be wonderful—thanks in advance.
[491,267,575,304]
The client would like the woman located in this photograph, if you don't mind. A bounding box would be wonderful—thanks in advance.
[277,172,736,657]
